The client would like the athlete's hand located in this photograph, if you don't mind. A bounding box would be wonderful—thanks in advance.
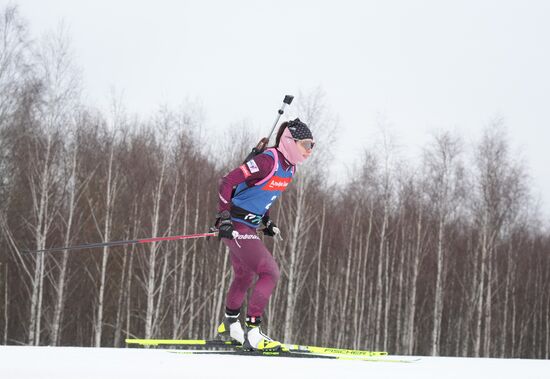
[262,216,281,239]
[217,211,235,240]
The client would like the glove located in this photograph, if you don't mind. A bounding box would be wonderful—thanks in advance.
[262,215,281,238]
[217,210,235,240]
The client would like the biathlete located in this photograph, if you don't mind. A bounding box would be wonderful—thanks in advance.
[215,118,315,351]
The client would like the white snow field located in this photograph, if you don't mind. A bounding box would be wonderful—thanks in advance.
[1,346,549,379]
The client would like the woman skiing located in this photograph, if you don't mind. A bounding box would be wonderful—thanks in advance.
[215,118,315,351]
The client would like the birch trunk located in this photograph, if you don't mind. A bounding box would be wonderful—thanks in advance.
[312,201,326,344]
[405,208,422,355]
[383,238,391,351]
[474,211,488,356]
[113,244,128,347]
[283,176,308,343]
[125,245,135,343]
[51,145,79,345]
[431,216,445,355]
[173,181,188,338]
[356,203,373,349]
[483,241,493,355]
[187,194,200,335]
[94,146,117,347]
[28,132,54,346]
[338,207,357,346]
[375,200,388,348]
[124,203,139,342]
[352,221,364,349]
[145,157,166,339]
[282,214,298,342]
[395,216,406,351]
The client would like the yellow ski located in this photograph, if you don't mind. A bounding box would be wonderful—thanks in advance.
[125,338,387,357]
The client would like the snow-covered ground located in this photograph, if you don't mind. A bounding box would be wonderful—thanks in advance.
[1,346,549,379]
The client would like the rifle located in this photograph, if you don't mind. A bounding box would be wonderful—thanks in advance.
[242,95,294,163]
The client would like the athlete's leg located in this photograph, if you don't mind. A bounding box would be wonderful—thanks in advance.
[224,248,255,311]
[222,223,279,317]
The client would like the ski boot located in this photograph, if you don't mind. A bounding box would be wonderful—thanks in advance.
[217,312,245,344]
[242,316,283,352]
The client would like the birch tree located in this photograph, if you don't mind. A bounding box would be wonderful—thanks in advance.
[92,137,119,347]
[373,124,397,350]
[422,131,463,355]
[49,136,81,345]
[24,23,81,345]
[471,123,527,356]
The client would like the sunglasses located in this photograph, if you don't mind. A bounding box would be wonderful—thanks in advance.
[295,139,315,150]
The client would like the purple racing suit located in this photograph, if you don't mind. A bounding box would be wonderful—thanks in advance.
[218,148,294,317]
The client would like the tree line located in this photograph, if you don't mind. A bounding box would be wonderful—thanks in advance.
[1,6,549,358]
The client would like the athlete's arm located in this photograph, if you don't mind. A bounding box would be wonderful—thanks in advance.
[218,154,275,213]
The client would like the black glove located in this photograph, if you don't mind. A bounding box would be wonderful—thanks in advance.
[262,215,280,238]
[217,210,235,240]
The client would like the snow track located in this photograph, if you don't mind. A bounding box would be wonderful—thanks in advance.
[1,346,549,379]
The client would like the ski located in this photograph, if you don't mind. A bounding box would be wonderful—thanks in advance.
[284,343,388,357]
[125,338,388,357]
[126,338,240,349]
[171,349,335,360]
[167,349,420,363]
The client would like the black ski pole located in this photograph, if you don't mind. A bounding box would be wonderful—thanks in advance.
[243,95,294,163]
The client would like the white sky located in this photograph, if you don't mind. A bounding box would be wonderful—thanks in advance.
[9,0,550,218]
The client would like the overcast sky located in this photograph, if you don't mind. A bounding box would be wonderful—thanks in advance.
[10,0,550,218]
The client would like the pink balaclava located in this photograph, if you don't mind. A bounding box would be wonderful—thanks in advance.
[276,118,313,165]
